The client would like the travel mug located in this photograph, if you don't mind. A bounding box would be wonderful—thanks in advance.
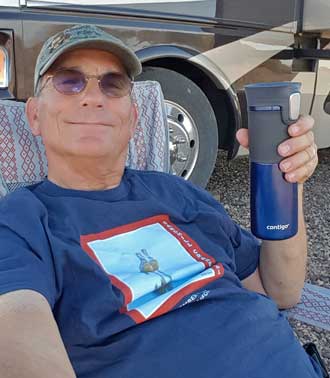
[244,82,301,240]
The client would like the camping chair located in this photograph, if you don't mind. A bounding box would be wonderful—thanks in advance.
[0,80,329,346]
[0,81,170,195]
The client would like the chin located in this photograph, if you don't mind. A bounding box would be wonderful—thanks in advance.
[74,140,126,158]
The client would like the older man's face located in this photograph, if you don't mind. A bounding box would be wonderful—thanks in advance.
[27,48,137,164]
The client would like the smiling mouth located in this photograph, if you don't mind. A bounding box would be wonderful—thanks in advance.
[68,121,110,127]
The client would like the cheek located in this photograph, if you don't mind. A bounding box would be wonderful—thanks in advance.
[37,100,66,139]
[117,102,137,136]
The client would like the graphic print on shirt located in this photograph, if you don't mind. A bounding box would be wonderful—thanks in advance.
[80,214,224,323]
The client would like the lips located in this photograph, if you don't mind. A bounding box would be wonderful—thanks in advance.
[67,121,110,127]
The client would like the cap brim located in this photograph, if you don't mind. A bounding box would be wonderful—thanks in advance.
[39,39,142,79]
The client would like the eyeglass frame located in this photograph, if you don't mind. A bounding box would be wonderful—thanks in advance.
[36,68,134,98]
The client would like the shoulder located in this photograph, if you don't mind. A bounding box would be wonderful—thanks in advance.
[0,184,46,225]
[1,183,43,206]
[125,169,227,213]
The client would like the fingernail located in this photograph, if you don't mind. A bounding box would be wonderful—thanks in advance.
[282,162,291,171]
[287,172,295,181]
[291,125,299,134]
[279,144,290,155]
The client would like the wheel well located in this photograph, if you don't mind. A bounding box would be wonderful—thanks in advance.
[143,57,235,151]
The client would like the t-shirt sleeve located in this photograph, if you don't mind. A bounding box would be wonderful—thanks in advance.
[206,201,260,280]
[179,178,260,280]
[226,221,261,280]
[0,192,57,308]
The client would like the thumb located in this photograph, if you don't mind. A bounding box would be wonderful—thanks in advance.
[236,128,249,149]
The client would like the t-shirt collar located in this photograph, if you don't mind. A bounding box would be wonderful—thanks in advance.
[36,170,130,201]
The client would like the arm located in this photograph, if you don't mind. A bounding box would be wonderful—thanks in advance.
[238,116,318,309]
[259,184,306,308]
[243,185,307,308]
[0,289,76,378]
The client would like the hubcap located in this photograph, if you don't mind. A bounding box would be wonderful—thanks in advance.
[165,100,199,180]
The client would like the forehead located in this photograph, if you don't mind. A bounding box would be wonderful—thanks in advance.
[49,48,126,73]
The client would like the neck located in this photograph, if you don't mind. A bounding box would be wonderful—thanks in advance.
[47,154,127,190]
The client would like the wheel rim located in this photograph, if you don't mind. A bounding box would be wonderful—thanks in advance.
[165,100,199,180]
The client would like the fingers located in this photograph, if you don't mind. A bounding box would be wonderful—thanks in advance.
[278,115,318,184]
[288,115,314,137]
[284,154,318,184]
[278,115,315,157]
[278,130,314,157]
[280,143,318,183]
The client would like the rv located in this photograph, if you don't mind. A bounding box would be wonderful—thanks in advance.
[1,0,330,186]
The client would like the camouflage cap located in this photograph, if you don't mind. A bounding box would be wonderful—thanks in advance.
[34,24,142,94]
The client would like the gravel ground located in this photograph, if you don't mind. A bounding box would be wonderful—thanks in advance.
[206,147,330,372]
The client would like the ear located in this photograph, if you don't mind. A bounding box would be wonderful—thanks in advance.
[26,97,41,136]
[129,101,138,138]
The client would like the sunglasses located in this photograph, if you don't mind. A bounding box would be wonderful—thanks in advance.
[39,68,133,98]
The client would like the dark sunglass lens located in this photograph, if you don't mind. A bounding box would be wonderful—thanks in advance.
[53,69,86,94]
[100,73,131,97]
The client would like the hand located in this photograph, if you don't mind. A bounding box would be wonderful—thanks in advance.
[236,115,318,184]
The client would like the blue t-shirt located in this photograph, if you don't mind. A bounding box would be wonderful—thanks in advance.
[0,169,322,378]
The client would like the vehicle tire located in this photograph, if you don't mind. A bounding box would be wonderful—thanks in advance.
[136,66,218,188]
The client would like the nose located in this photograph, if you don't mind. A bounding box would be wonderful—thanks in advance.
[80,77,105,108]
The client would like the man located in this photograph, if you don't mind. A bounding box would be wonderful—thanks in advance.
[0,24,321,378]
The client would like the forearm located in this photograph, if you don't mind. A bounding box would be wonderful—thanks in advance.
[259,184,307,308]
[0,290,77,378]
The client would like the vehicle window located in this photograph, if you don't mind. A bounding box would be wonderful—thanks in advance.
[0,47,8,88]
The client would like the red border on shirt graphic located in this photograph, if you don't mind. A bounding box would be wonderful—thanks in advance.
[80,214,224,324]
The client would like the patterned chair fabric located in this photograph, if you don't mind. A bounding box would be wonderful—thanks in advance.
[0,81,170,196]
[284,283,330,332]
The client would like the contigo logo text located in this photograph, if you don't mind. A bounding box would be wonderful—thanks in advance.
[266,224,290,231]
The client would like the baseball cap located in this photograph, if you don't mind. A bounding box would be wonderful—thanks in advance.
[34,24,142,94]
